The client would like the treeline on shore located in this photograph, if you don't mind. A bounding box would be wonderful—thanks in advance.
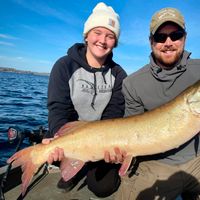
[0,67,49,76]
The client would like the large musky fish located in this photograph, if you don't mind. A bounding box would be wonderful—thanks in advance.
[8,80,200,196]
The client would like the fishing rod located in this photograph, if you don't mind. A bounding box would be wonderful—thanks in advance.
[0,126,48,200]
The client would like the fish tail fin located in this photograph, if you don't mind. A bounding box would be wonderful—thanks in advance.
[60,157,85,182]
[7,147,40,196]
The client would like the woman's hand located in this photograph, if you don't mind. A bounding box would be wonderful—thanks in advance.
[42,136,64,164]
[42,121,81,163]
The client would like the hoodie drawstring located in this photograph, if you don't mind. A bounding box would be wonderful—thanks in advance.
[194,135,199,156]
[102,71,107,84]
[91,73,97,110]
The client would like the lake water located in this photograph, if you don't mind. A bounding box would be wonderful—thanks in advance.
[0,72,49,167]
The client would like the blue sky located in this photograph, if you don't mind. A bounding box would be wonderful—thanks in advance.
[0,0,200,74]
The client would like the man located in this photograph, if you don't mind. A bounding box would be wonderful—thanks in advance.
[115,7,200,200]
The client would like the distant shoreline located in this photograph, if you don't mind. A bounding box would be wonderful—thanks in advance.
[0,67,50,76]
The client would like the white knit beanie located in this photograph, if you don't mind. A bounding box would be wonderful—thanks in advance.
[83,2,120,39]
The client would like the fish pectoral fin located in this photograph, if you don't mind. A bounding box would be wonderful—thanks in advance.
[118,155,133,176]
[60,157,85,181]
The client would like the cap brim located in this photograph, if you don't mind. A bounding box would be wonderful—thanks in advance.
[151,19,185,35]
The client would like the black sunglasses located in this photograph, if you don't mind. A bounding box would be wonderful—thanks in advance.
[152,30,186,43]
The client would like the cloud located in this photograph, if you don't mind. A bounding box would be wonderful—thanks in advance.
[16,56,24,60]
[37,59,52,65]
[13,0,82,25]
[0,33,19,46]
[0,41,15,46]
[0,55,24,61]
[0,33,18,40]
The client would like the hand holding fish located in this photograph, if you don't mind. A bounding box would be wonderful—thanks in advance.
[104,147,127,164]
[104,147,132,176]
[42,133,64,163]
[42,138,64,163]
[42,121,86,163]
[42,122,86,181]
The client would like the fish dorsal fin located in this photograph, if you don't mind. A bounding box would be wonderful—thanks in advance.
[60,157,85,181]
[56,121,88,136]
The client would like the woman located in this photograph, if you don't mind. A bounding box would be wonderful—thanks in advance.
[43,2,127,198]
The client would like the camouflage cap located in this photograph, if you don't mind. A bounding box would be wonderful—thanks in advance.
[150,7,185,35]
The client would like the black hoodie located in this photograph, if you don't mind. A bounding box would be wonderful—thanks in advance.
[47,43,127,136]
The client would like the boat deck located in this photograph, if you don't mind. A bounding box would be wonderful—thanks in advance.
[4,165,116,200]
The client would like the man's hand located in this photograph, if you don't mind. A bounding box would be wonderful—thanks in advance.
[104,147,133,176]
[104,147,127,164]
